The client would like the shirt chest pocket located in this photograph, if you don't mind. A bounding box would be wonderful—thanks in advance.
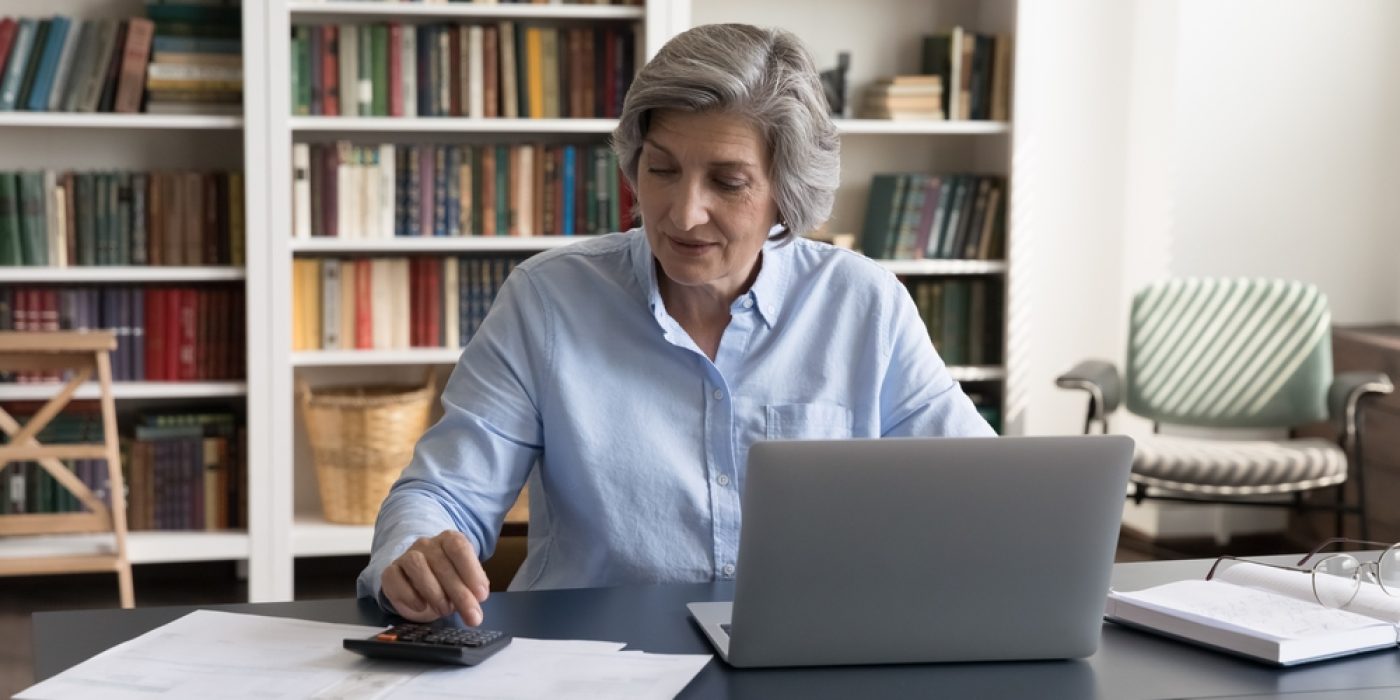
[765,402,853,440]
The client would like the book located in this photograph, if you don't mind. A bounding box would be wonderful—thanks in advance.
[1106,563,1400,666]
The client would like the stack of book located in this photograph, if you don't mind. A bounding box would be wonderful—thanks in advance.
[144,2,243,115]
[291,255,523,352]
[125,409,247,531]
[920,27,1011,121]
[904,276,1003,368]
[861,173,1005,261]
[0,169,245,267]
[860,76,943,120]
[0,284,246,382]
[0,14,153,113]
[292,142,627,239]
[289,21,636,118]
[0,405,104,515]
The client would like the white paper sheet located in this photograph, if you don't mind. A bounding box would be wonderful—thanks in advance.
[18,610,711,700]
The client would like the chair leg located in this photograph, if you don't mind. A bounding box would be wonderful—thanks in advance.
[117,565,134,609]
[1352,419,1372,544]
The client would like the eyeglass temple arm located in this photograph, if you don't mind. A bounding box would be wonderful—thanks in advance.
[1207,556,1312,582]
[1298,538,1397,566]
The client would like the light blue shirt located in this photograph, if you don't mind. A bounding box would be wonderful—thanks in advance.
[358,229,994,605]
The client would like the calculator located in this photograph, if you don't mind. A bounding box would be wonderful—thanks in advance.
[344,622,512,666]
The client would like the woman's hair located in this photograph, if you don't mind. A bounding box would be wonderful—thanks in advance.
[611,23,841,238]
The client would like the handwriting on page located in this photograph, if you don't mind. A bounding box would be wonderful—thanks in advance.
[1123,580,1385,639]
[1217,561,1400,625]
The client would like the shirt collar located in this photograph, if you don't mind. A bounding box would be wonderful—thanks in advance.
[630,226,791,329]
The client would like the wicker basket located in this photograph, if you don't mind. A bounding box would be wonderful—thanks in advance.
[298,371,436,525]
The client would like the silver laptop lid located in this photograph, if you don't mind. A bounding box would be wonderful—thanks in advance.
[727,435,1134,667]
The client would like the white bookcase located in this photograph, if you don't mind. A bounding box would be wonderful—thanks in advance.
[0,0,267,585]
[3,0,1026,603]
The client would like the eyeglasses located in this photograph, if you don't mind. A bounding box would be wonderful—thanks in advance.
[1205,538,1400,610]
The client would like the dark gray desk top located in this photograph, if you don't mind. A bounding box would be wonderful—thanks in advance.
[30,555,1400,699]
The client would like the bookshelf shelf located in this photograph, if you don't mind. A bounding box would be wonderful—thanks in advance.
[0,381,248,402]
[0,267,247,283]
[288,1,647,22]
[834,119,1010,135]
[290,116,619,134]
[291,348,460,367]
[947,366,1007,382]
[290,236,588,254]
[0,113,244,130]
[292,515,374,557]
[2,530,250,564]
[878,259,1007,275]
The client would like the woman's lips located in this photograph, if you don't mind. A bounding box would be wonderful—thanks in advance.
[668,235,716,256]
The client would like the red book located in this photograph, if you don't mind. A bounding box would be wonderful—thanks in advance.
[113,18,155,113]
[146,289,165,381]
[447,26,461,117]
[322,25,340,117]
[164,288,180,381]
[197,289,210,381]
[355,259,372,349]
[179,288,197,381]
[0,19,18,82]
[387,24,402,117]
[426,257,441,346]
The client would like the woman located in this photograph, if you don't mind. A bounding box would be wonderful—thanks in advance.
[358,23,994,625]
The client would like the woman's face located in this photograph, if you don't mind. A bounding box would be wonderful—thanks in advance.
[637,109,780,300]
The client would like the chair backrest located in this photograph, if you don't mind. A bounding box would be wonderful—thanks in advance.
[1126,278,1332,428]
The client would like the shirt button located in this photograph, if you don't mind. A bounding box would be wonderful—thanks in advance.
[742,298,754,309]
[716,474,730,486]
[765,305,776,315]
[722,564,736,576]
[712,389,724,401]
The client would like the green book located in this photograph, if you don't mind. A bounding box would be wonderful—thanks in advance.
[584,147,598,235]
[116,173,133,266]
[467,146,481,236]
[860,174,905,260]
[892,174,929,260]
[607,150,620,233]
[151,21,241,39]
[291,26,309,116]
[18,172,47,266]
[371,24,387,117]
[76,174,95,265]
[941,279,970,366]
[16,20,52,111]
[0,173,22,265]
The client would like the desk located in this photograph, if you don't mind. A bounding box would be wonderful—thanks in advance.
[31,556,1400,699]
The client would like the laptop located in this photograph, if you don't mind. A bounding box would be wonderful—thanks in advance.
[688,435,1134,668]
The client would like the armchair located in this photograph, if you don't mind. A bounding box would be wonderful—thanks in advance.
[1056,278,1394,540]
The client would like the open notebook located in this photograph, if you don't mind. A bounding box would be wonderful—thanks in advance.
[1105,563,1400,666]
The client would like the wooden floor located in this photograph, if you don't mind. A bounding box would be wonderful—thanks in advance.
[1,531,1299,698]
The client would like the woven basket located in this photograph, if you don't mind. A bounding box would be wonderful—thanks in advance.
[298,371,436,525]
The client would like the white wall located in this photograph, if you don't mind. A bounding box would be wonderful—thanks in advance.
[1169,0,1400,325]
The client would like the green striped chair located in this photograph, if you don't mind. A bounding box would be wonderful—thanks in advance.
[1056,278,1393,540]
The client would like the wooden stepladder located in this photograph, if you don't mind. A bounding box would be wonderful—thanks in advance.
[0,331,133,608]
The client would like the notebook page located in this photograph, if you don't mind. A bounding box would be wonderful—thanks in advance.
[1216,563,1400,624]
[1115,580,1386,640]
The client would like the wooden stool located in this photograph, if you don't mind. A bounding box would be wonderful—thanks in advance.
[0,331,133,608]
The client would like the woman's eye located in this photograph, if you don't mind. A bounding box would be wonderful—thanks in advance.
[647,167,676,175]
[715,179,746,191]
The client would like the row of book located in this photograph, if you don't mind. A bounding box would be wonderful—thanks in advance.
[861,75,943,121]
[292,255,521,351]
[905,277,1003,368]
[126,410,247,531]
[0,285,246,382]
[0,406,248,531]
[0,4,242,115]
[862,173,1005,261]
[290,21,636,119]
[920,28,1011,122]
[293,142,629,239]
[0,170,245,267]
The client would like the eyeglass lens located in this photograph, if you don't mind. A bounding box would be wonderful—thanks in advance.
[1312,555,1361,609]
[1378,546,1400,593]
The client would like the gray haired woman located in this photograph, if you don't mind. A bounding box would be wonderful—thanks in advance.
[358,23,993,625]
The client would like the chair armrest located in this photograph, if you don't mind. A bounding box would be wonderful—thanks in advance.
[1329,371,1394,441]
[1055,360,1123,426]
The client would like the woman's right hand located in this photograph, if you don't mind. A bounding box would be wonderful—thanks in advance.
[382,530,491,625]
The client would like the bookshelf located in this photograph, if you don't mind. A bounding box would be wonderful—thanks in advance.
[0,0,264,590]
[4,0,1025,603]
